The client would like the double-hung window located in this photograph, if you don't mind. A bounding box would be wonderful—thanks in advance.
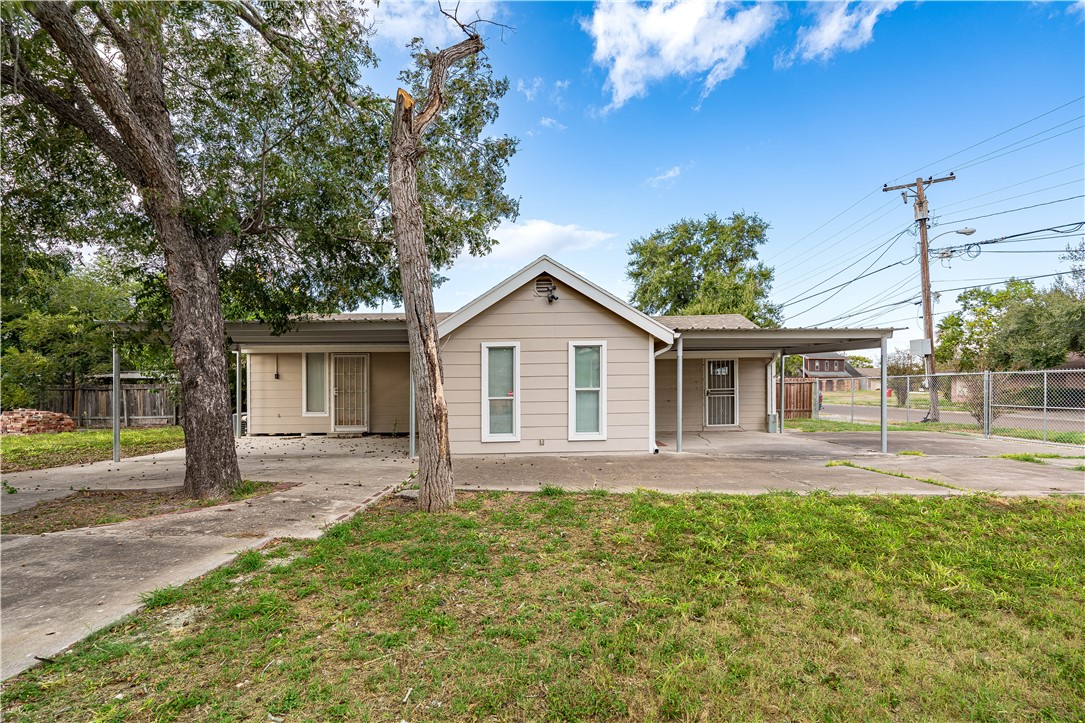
[481,342,519,442]
[569,341,607,440]
[302,352,327,416]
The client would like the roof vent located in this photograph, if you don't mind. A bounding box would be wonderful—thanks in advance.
[535,276,554,295]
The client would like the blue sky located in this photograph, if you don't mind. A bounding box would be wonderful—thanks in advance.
[367,1,1084,354]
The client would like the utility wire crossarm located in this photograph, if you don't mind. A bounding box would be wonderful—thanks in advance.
[882,173,957,422]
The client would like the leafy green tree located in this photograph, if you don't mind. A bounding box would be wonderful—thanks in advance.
[934,280,1038,371]
[987,287,1084,370]
[627,213,782,328]
[2,2,516,497]
[1,258,137,410]
[847,355,874,368]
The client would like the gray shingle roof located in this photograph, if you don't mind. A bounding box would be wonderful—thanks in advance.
[652,314,759,331]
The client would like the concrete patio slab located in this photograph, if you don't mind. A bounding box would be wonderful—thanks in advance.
[454,454,956,496]
[0,436,412,681]
[802,431,1084,458]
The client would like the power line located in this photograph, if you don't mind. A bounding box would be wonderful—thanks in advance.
[936,162,1085,209]
[767,98,1084,272]
[779,227,913,306]
[950,119,1085,174]
[930,222,1085,255]
[935,178,1083,216]
[934,195,1085,226]
[918,95,1085,179]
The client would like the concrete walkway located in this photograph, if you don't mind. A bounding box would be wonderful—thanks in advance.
[0,437,412,680]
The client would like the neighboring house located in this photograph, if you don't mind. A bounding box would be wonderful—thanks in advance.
[226,256,892,455]
[856,367,882,391]
[800,352,864,391]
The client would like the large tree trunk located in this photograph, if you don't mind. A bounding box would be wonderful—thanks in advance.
[154,211,242,498]
[388,35,484,513]
[390,90,454,513]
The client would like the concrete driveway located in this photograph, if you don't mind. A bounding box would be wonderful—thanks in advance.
[1,436,412,680]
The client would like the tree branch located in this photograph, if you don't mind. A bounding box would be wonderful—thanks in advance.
[0,25,143,185]
[414,35,484,137]
[27,2,163,181]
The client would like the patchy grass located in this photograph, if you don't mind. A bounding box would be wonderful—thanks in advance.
[788,418,980,434]
[787,418,1085,445]
[0,427,186,473]
[1073,465,1085,472]
[3,491,1083,722]
[898,450,925,456]
[1000,453,1050,465]
[824,459,963,492]
[0,481,280,535]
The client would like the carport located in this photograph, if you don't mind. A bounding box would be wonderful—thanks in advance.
[660,324,895,453]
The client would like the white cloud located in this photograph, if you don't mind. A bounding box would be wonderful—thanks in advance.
[369,1,500,48]
[645,165,681,187]
[550,79,571,107]
[782,1,901,66]
[473,219,616,265]
[516,77,544,101]
[582,0,783,111]
[539,116,567,131]
[1069,1,1085,21]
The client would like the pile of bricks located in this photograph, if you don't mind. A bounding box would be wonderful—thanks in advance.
[0,409,77,435]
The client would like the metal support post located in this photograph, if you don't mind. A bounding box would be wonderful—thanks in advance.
[234,351,242,437]
[1042,370,1048,443]
[880,336,888,453]
[676,335,684,452]
[850,378,855,423]
[779,352,786,434]
[983,370,991,437]
[112,341,121,463]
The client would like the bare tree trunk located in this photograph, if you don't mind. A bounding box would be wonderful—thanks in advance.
[388,34,484,513]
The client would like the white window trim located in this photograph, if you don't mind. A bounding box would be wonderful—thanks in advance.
[568,340,607,441]
[301,352,330,417]
[481,342,520,442]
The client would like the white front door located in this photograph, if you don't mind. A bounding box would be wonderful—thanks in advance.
[333,354,368,432]
[705,359,738,426]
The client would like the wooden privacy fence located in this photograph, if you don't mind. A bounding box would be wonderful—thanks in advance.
[39,384,178,428]
[783,379,816,419]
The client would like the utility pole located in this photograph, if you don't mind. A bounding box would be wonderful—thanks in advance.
[883,173,956,422]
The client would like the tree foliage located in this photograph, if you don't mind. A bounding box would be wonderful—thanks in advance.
[935,279,1082,371]
[2,1,518,497]
[626,213,782,328]
[0,256,145,409]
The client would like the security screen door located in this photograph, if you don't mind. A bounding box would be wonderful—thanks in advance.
[333,354,368,431]
[705,359,737,426]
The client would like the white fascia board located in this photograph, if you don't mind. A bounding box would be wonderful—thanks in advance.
[437,255,675,344]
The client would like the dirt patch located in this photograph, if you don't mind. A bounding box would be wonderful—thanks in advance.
[0,482,289,535]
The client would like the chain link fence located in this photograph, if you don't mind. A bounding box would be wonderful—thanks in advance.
[818,369,1085,446]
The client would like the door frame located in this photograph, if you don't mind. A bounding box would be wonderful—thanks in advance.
[703,358,740,428]
[332,353,369,432]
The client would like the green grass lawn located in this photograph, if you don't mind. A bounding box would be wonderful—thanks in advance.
[787,417,1085,445]
[4,490,1082,722]
[0,426,185,473]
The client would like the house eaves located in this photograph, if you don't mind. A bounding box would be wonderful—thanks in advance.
[436,255,676,344]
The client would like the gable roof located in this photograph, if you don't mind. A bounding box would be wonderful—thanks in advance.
[436,256,676,344]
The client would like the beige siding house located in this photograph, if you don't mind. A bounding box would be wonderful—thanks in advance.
[227,256,893,455]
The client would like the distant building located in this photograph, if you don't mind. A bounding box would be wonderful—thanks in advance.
[800,352,866,391]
